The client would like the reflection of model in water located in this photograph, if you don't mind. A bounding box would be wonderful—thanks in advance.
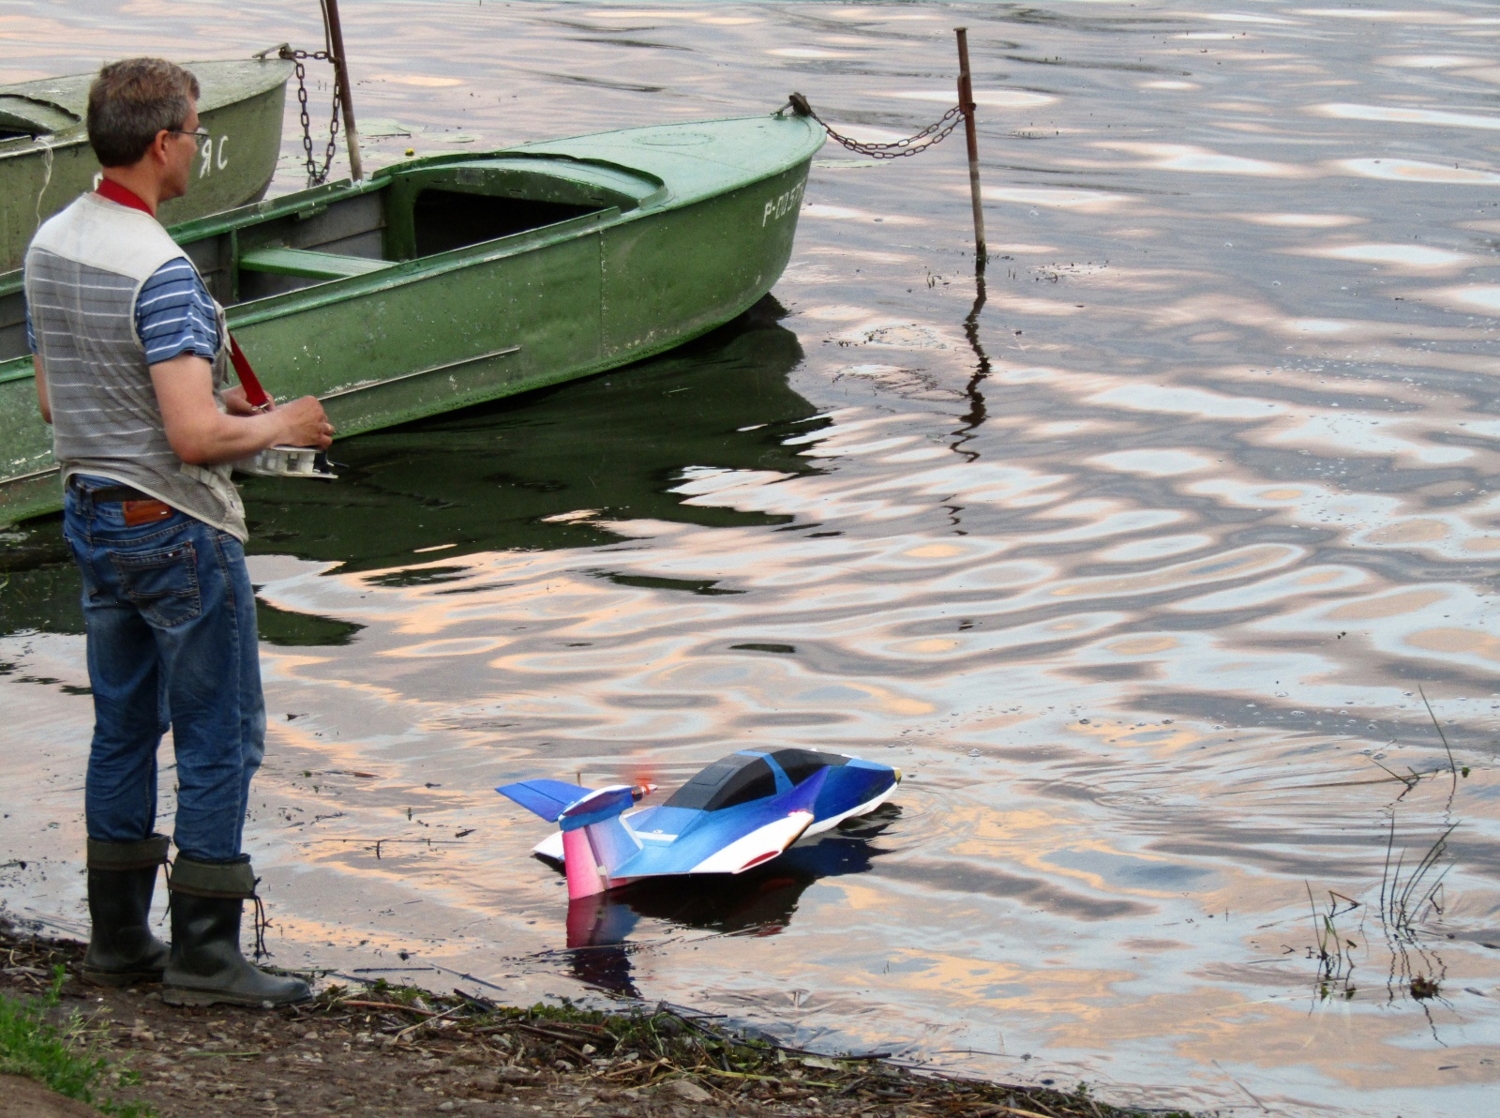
[559,806,900,998]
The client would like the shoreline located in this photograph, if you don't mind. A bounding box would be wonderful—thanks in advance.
[0,916,1197,1118]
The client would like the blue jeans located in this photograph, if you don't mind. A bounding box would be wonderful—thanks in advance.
[62,476,264,863]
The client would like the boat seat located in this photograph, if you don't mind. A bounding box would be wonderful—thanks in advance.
[237,246,394,280]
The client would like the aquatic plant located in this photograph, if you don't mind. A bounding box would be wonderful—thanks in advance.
[1380,817,1454,945]
[1417,685,1461,804]
[1304,884,1361,1001]
[1379,815,1454,1005]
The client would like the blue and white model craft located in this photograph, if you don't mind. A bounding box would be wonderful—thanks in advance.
[497,749,901,899]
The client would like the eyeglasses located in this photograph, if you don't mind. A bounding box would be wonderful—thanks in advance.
[166,127,211,141]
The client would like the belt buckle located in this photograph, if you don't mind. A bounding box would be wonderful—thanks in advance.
[122,499,172,526]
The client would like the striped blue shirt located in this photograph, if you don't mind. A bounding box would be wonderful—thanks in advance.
[26,256,218,364]
[134,257,220,363]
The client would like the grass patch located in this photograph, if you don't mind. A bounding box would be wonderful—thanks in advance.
[0,966,151,1117]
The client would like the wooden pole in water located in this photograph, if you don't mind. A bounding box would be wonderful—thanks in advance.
[322,0,364,181]
[954,28,986,267]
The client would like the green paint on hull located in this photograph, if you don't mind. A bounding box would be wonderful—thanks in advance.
[0,58,293,273]
[0,113,825,527]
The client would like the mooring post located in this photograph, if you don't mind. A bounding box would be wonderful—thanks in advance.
[954,27,986,267]
[322,0,364,181]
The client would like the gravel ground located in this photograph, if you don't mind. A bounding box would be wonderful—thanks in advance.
[1,920,1190,1118]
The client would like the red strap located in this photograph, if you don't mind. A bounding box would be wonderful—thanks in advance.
[95,179,268,411]
[95,178,154,215]
[228,334,271,411]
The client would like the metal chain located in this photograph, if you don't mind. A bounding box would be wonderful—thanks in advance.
[279,46,342,186]
[781,92,965,160]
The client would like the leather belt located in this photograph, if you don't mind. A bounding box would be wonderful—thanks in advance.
[68,480,175,525]
[71,480,153,503]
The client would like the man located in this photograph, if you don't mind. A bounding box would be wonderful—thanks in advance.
[25,58,332,1007]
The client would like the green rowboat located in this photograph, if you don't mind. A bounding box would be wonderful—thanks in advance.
[0,57,294,274]
[0,112,825,527]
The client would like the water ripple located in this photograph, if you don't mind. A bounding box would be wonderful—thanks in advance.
[4,3,1500,1116]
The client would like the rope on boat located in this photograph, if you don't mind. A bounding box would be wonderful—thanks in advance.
[781,92,965,160]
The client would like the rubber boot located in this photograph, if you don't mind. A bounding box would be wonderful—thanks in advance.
[81,835,171,986]
[161,855,310,1008]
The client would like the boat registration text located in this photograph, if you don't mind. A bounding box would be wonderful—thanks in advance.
[762,182,803,226]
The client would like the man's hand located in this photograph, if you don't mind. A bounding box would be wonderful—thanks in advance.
[275,396,335,450]
[152,353,334,465]
[221,385,268,417]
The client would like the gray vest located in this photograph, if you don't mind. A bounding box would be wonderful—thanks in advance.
[25,192,247,540]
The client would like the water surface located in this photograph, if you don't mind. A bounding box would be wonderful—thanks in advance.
[4,4,1500,1115]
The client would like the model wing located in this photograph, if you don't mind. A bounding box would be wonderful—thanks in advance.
[497,778,597,822]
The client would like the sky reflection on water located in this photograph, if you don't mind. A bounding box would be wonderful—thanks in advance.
[3,3,1500,1115]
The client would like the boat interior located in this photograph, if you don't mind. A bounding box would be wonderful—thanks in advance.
[187,155,661,305]
[0,155,664,366]
[0,96,78,144]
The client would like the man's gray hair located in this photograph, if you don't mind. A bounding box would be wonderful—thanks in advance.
[86,58,201,168]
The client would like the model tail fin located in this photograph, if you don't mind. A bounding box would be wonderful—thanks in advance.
[557,784,655,899]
